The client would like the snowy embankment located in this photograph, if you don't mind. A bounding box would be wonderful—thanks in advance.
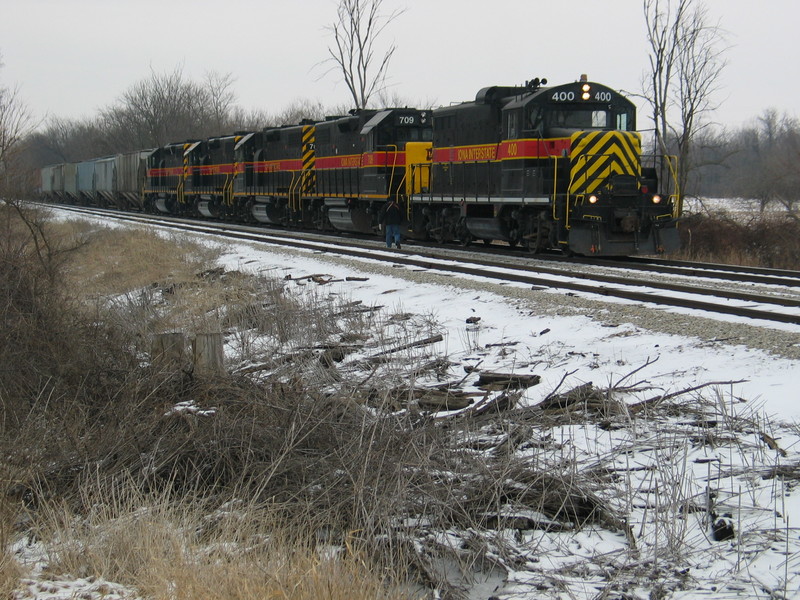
[219,239,800,598]
[12,227,800,600]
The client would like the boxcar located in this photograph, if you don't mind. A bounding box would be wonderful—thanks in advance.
[40,164,65,201]
[63,163,79,202]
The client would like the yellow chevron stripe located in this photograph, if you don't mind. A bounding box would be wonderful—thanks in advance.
[569,131,641,194]
[301,125,316,194]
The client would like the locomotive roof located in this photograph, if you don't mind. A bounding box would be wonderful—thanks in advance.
[470,80,634,112]
[506,80,634,111]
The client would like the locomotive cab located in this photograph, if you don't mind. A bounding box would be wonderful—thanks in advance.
[320,108,432,234]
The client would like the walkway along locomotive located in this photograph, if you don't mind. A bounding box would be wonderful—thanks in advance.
[39,75,681,256]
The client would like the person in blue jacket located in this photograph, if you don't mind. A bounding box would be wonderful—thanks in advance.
[381,199,402,249]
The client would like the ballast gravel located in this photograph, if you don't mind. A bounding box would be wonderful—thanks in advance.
[272,246,800,361]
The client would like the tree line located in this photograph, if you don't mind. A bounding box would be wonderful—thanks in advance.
[1,0,798,219]
[22,66,351,168]
[685,110,800,215]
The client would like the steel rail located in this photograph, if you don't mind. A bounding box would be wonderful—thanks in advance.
[45,204,800,326]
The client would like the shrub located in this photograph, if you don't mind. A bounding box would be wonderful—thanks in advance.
[676,212,800,269]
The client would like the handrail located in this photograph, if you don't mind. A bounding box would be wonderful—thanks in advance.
[551,156,560,223]
[395,170,408,200]
[663,155,680,217]
[223,174,234,206]
[384,145,399,198]
[287,171,300,214]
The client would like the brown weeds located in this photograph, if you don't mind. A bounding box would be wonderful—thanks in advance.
[0,205,620,598]
[676,212,800,269]
[0,485,23,598]
[36,486,420,600]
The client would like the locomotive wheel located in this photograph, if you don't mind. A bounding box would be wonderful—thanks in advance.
[482,239,493,246]
[456,218,471,246]
[526,211,550,254]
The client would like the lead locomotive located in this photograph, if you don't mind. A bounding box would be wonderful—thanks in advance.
[412,76,680,255]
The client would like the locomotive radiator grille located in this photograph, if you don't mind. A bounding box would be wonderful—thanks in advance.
[568,131,641,195]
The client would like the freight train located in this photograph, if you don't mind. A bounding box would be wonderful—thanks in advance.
[39,76,681,256]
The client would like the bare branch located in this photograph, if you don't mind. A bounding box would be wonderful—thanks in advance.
[323,0,404,110]
[0,59,37,199]
[642,0,727,201]
[0,84,35,168]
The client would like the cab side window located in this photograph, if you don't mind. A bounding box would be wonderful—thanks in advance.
[616,111,633,131]
[506,112,518,139]
[527,106,543,132]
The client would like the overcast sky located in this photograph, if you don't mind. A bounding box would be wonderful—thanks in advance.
[1,0,797,131]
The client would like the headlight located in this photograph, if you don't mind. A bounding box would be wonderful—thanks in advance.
[588,195,599,204]
[652,195,662,204]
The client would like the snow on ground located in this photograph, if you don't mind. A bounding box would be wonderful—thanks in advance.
[218,238,800,423]
[214,238,800,599]
[10,222,800,599]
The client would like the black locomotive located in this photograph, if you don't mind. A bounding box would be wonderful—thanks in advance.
[40,75,680,256]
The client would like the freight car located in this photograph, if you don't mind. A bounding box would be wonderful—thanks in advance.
[40,150,153,211]
[40,75,680,256]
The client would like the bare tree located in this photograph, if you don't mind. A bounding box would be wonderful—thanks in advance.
[100,65,213,150]
[727,110,800,218]
[325,0,404,110]
[204,70,238,135]
[643,0,688,157]
[23,66,244,171]
[374,87,436,111]
[642,0,726,203]
[0,54,35,197]
[265,98,358,128]
[228,105,271,132]
[27,116,107,164]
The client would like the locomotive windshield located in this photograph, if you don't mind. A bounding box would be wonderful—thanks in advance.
[550,105,635,130]
[518,82,637,137]
[364,109,433,149]
[551,108,609,129]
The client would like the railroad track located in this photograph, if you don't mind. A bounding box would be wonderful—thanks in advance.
[429,238,800,288]
[41,203,800,326]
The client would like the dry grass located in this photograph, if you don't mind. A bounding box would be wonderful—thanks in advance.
[675,211,800,269]
[54,220,223,298]
[0,204,631,598]
[36,484,420,600]
[0,489,22,598]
